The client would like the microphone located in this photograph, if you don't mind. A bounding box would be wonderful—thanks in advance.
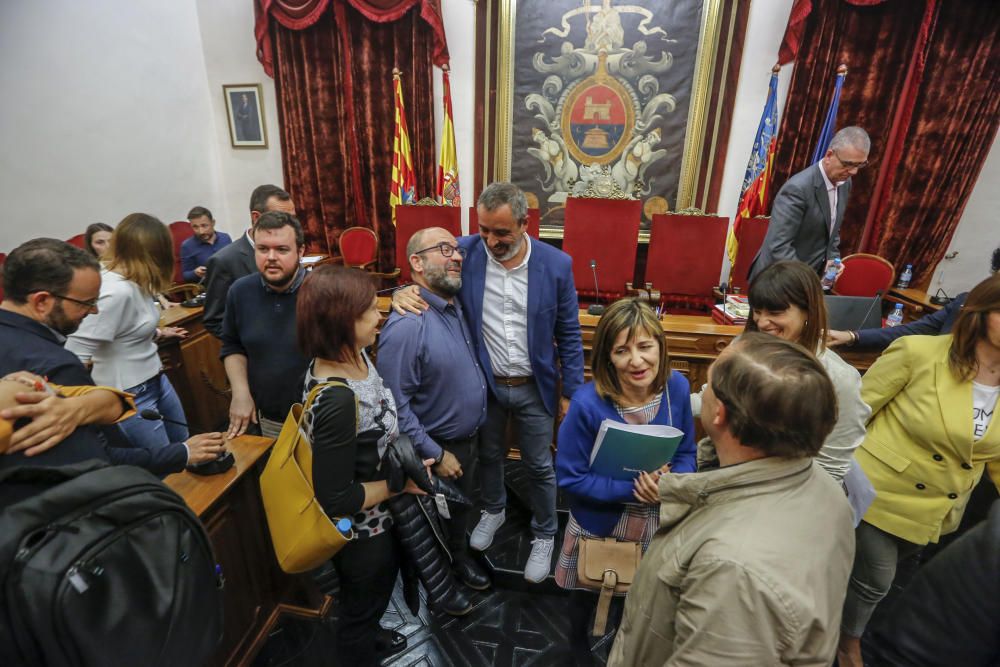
[855,290,884,330]
[141,409,235,475]
[140,409,188,429]
[587,259,605,316]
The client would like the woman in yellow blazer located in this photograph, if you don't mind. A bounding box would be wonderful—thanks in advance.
[838,274,1000,667]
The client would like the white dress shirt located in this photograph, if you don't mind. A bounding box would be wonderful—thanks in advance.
[818,162,839,234]
[482,235,533,377]
[65,270,162,390]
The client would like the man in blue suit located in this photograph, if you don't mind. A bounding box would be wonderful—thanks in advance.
[394,182,584,583]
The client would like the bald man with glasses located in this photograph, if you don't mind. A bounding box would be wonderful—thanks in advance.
[749,126,871,283]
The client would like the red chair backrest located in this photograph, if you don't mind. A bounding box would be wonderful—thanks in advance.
[66,234,87,250]
[338,227,379,267]
[394,206,461,283]
[835,253,896,297]
[562,198,642,299]
[468,207,540,239]
[645,214,728,296]
[169,221,195,284]
[729,216,769,292]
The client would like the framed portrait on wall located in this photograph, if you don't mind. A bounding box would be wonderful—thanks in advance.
[223,84,268,149]
[479,0,745,238]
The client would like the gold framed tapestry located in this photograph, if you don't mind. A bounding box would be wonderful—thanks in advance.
[482,0,733,237]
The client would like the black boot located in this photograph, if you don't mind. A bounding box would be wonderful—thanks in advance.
[453,556,491,591]
[434,583,474,617]
[375,628,407,658]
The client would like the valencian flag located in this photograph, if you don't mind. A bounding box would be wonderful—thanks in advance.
[812,65,848,164]
[727,66,780,266]
[390,68,417,225]
[437,64,461,206]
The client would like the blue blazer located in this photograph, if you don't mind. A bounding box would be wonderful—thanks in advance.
[457,235,584,416]
[855,292,966,351]
[555,375,697,536]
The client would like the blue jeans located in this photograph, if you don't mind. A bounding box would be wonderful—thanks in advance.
[479,381,557,538]
[118,373,189,450]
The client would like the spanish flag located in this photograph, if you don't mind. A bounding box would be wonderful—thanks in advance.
[390,68,417,225]
[726,66,780,266]
[437,64,461,207]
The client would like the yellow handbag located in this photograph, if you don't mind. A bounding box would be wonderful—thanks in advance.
[259,381,356,574]
[577,536,642,636]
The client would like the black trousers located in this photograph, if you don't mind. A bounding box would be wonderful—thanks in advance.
[331,530,399,666]
[438,434,478,559]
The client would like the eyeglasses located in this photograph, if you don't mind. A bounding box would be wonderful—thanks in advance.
[832,150,869,170]
[413,242,467,259]
[30,291,99,309]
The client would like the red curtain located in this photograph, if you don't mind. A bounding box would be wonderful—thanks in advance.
[773,0,1000,288]
[255,0,446,266]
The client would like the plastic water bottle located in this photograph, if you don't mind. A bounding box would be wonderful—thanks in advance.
[886,303,904,327]
[821,258,842,291]
[896,264,913,289]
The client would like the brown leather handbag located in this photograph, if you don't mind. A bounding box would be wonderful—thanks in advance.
[577,536,642,635]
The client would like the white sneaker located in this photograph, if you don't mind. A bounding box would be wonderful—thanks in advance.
[524,537,554,583]
[470,510,505,551]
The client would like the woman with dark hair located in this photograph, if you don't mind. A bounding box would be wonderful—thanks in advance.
[66,214,189,451]
[838,273,1000,667]
[297,265,427,666]
[84,222,113,259]
[734,260,871,481]
[554,298,696,656]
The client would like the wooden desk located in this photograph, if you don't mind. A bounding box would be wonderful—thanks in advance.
[377,297,878,384]
[165,436,323,666]
[887,287,942,323]
[158,306,230,433]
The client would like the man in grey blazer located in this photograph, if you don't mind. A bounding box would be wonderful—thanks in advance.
[748,127,870,284]
[203,184,296,337]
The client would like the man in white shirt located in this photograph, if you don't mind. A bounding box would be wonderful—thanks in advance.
[748,126,871,283]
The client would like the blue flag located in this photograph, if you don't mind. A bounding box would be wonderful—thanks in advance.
[811,68,847,164]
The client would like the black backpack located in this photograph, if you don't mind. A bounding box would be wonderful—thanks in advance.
[0,461,224,667]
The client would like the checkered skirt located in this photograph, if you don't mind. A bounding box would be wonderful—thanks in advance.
[554,503,659,593]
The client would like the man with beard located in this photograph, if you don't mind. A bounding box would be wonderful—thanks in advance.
[221,211,309,439]
[204,184,296,337]
[393,182,584,583]
[377,227,491,591]
[179,206,232,282]
[0,239,225,499]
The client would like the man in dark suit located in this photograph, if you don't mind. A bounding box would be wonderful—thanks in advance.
[748,126,871,283]
[393,182,585,583]
[203,184,296,337]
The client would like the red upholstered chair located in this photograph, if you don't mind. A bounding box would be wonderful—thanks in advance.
[562,198,642,305]
[337,227,400,279]
[468,207,541,239]
[729,216,769,292]
[834,253,895,297]
[394,205,461,284]
[66,234,86,250]
[645,213,728,314]
[168,221,195,284]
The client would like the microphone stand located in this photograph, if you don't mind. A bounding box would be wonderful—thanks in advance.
[587,259,605,316]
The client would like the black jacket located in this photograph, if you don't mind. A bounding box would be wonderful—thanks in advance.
[203,233,256,338]
[871,500,1000,666]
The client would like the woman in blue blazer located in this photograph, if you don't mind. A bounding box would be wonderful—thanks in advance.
[554,298,696,656]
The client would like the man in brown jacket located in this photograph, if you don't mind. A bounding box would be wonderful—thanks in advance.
[609,333,855,666]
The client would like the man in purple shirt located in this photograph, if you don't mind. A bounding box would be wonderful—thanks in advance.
[377,227,491,592]
[180,206,232,283]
